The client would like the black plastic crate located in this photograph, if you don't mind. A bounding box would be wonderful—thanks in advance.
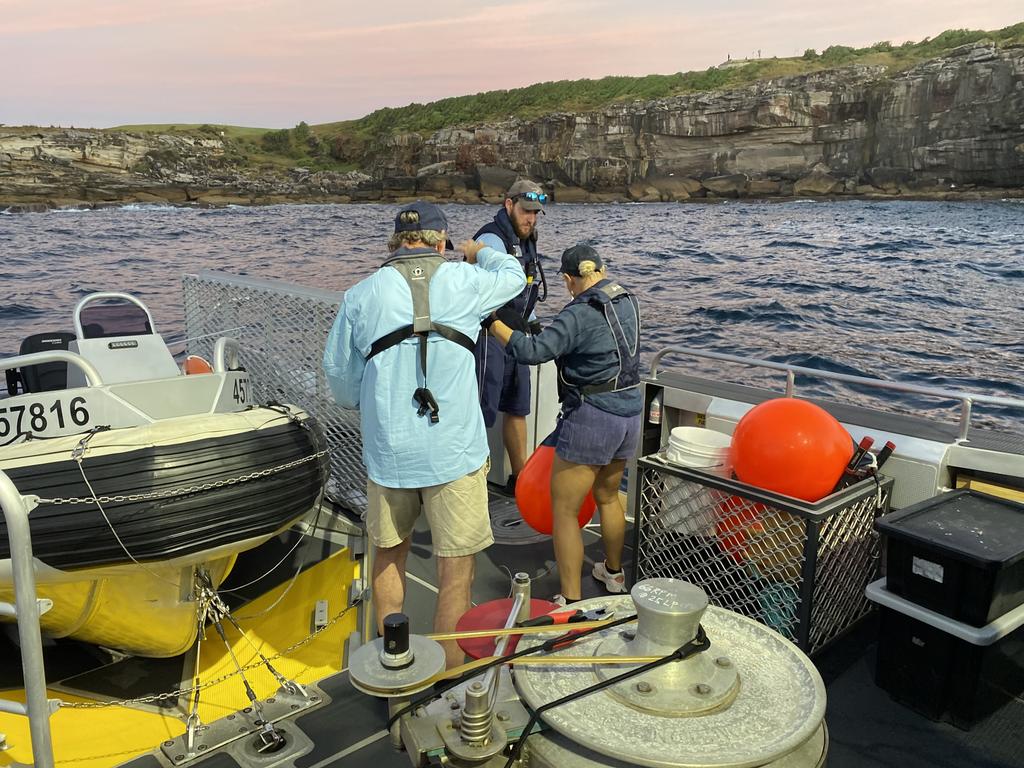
[875,606,1024,729]
[632,456,893,654]
[876,489,1024,627]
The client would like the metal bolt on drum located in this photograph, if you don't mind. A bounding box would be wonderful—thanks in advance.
[513,578,828,768]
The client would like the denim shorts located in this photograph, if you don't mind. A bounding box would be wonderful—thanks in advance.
[547,402,641,466]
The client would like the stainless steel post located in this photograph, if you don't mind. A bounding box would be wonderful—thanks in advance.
[0,472,55,768]
[483,573,530,709]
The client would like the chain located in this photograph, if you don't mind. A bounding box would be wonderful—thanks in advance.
[36,450,329,506]
[59,599,360,710]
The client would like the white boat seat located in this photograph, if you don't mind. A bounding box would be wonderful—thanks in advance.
[65,292,182,387]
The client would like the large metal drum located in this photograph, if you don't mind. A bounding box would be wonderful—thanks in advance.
[514,579,828,768]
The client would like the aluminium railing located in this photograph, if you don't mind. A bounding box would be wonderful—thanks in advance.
[0,472,58,768]
[649,346,1024,441]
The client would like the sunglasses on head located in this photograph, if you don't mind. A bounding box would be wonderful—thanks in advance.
[515,191,548,204]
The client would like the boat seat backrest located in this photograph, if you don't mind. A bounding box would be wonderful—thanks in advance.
[67,334,181,386]
[64,294,181,387]
[6,331,77,394]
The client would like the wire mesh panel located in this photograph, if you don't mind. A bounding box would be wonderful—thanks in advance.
[182,270,368,512]
[633,457,892,654]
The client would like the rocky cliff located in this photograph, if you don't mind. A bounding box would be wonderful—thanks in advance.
[2,42,1022,211]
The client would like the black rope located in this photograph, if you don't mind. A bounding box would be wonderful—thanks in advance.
[503,625,711,768]
[385,613,638,732]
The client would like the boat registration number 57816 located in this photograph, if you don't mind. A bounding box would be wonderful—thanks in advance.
[0,396,91,438]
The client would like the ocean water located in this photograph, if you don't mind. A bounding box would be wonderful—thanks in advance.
[2,199,1022,430]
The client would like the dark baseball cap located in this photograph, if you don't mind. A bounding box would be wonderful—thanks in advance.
[559,243,604,276]
[394,201,454,248]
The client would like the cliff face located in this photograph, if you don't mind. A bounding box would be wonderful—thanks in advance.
[378,42,1024,202]
[2,42,1022,211]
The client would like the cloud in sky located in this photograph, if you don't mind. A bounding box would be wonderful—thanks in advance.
[1,0,1020,128]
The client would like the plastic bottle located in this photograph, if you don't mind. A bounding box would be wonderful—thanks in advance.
[648,391,662,425]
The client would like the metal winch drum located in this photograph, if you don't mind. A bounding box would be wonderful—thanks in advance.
[350,577,828,768]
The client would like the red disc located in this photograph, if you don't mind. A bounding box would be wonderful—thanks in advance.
[455,598,558,659]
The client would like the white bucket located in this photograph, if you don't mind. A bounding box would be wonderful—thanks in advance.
[666,427,732,476]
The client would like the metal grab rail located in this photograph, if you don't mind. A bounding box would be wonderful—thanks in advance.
[0,350,105,388]
[0,471,56,768]
[213,337,242,374]
[649,346,1024,442]
[72,291,158,339]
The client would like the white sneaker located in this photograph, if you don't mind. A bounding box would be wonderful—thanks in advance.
[592,561,627,594]
[551,594,569,608]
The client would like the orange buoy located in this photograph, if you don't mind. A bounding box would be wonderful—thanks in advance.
[183,354,214,375]
[515,444,596,535]
[730,398,853,502]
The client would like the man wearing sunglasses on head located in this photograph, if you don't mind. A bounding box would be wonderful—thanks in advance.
[473,179,549,496]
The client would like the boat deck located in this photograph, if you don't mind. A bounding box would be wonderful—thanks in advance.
[4,491,1023,768]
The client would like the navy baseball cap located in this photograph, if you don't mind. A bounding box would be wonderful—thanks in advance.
[394,201,454,249]
[559,243,604,276]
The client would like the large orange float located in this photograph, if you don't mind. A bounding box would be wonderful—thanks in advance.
[730,398,853,502]
[515,443,596,535]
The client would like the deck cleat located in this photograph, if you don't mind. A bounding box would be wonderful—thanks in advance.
[254,721,287,754]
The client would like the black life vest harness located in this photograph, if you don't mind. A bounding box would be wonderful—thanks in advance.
[474,209,547,320]
[365,248,476,423]
[558,280,641,403]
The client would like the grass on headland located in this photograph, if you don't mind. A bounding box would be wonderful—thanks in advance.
[106,124,270,141]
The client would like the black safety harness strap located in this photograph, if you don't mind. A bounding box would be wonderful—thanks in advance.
[367,323,476,361]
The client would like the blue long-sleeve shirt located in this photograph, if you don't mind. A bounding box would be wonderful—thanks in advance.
[324,245,525,488]
[506,281,642,417]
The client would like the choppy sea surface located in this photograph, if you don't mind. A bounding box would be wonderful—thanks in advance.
[2,200,1022,431]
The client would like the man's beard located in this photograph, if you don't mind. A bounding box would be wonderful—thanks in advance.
[509,210,534,240]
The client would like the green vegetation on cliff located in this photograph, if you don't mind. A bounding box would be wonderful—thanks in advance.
[105,21,1024,172]
[330,22,1023,138]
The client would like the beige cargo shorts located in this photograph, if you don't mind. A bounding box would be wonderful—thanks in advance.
[366,460,493,557]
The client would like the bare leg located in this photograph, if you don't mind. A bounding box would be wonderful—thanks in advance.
[372,539,410,635]
[592,460,627,572]
[550,456,599,600]
[503,413,528,478]
[435,554,476,669]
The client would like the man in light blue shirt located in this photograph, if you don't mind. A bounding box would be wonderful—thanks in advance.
[323,201,524,667]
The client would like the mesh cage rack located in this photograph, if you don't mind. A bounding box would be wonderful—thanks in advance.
[182,270,368,514]
[631,456,893,654]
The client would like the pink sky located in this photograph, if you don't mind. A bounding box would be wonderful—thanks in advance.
[1,1,1020,129]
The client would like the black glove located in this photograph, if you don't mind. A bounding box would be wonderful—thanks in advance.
[495,306,531,334]
[528,320,543,336]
